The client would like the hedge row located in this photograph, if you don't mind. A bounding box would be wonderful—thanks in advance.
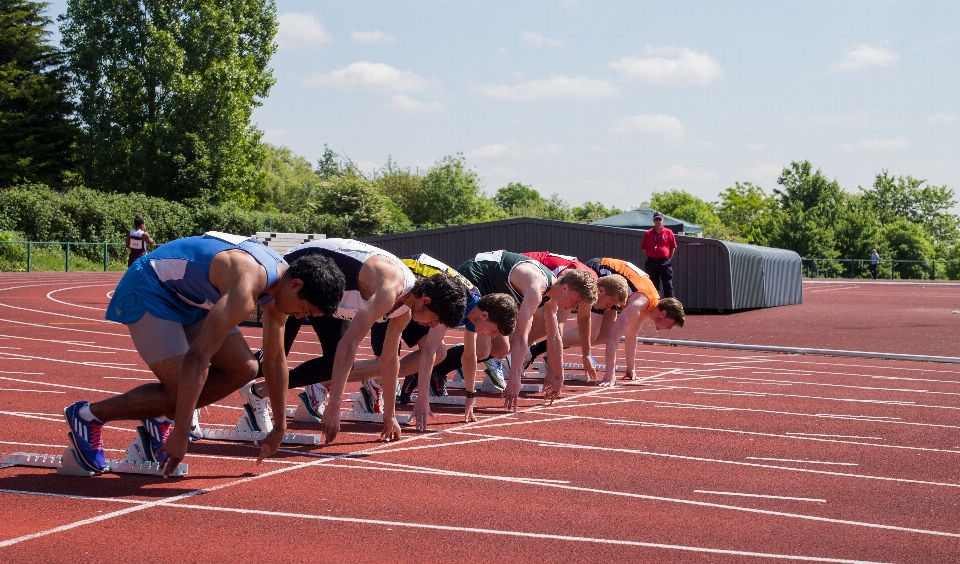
[0,184,353,261]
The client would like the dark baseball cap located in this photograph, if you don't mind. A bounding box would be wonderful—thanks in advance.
[652,212,664,219]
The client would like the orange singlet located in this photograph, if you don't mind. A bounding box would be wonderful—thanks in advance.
[598,258,660,314]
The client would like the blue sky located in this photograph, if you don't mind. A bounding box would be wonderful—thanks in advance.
[44,1,960,210]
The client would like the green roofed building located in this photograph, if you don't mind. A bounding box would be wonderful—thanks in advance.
[589,206,702,235]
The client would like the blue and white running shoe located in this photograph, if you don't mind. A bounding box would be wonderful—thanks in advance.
[140,416,173,459]
[63,401,108,473]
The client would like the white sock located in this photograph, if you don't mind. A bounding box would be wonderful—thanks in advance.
[77,404,96,422]
[155,415,172,424]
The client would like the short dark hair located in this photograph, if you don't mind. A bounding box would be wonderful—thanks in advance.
[657,297,685,328]
[134,216,145,228]
[413,273,467,328]
[476,293,517,336]
[288,254,345,316]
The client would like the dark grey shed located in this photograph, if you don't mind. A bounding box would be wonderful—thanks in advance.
[361,219,802,312]
[674,235,803,310]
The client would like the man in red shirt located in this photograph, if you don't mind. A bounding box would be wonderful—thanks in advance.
[641,211,677,298]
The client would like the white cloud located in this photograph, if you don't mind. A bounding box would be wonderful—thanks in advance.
[609,47,722,85]
[305,62,435,92]
[522,31,563,48]
[858,137,909,150]
[386,95,445,112]
[741,163,783,184]
[467,140,565,160]
[351,30,396,44]
[840,143,857,152]
[788,110,869,127]
[276,13,331,50]
[477,75,621,99]
[745,143,765,151]
[657,165,718,186]
[496,47,507,54]
[613,114,685,142]
[927,113,957,123]
[833,44,899,71]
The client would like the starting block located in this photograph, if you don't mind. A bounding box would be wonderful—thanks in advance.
[282,393,413,425]
[523,371,592,382]
[410,391,466,405]
[531,361,628,373]
[0,429,188,477]
[200,405,320,445]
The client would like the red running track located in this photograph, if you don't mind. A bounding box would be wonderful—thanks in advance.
[0,272,959,563]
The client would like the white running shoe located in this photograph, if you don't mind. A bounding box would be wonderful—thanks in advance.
[238,381,273,432]
[484,358,507,391]
[360,380,383,414]
[189,408,203,440]
[303,382,328,418]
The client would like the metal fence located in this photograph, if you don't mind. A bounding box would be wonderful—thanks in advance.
[0,241,133,272]
[801,258,959,280]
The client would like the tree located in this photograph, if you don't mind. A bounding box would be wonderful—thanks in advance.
[572,201,622,223]
[880,219,935,279]
[861,171,959,244]
[312,174,402,237]
[407,154,489,226]
[647,189,735,239]
[316,144,352,180]
[374,156,421,223]
[59,0,277,206]
[775,161,846,220]
[494,182,544,213]
[0,0,77,186]
[714,182,777,242]
[258,143,320,213]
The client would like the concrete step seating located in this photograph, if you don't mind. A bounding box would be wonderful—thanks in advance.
[255,232,325,256]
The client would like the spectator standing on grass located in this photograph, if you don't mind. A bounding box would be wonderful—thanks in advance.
[641,211,677,298]
[869,249,880,280]
[126,216,154,267]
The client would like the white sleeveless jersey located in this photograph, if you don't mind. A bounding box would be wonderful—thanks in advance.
[285,238,416,321]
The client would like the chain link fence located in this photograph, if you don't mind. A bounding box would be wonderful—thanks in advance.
[801,258,960,280]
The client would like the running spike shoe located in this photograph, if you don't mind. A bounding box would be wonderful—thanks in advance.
[63,401,107,473]
[359,380,383,414]
[139,416,173,458]
[429,371,448,397]
[483,358,507,391]
[301,382,328,419]
[189,408,203,440]
[239,381,274,432]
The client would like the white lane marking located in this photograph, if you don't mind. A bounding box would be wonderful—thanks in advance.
[467,415,579,429]
[694,392,767,397]
[372,437,503,453]
[67,350,115,354]
[0,376,123,395]
[0,316,127,338]
[167,503,887,564]
[0,346,21,349]
[694,490,827,503]
[0,370,44,375]
[0,389,65,394]
[46,285,111,311]
[787,433,885,440]
[0,299,113,323]
[746,458,859,466]
[0,351,151,372]
[103,376,155,381]
[0,333,134,352]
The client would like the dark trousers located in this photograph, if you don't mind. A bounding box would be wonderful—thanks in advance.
[868,263,878,279]
[645,257,675,298]
[259,316,349,388]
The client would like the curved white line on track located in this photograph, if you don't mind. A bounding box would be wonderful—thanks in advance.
[46,285,112,311]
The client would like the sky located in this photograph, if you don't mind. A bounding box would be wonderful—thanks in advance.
[43,0,960,210]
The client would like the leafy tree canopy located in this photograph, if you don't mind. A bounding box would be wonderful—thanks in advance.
[860,170,959,243]
[60,0,277,206]
[0,0,77,186]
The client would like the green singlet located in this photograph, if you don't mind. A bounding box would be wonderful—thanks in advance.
[456,250,554,304]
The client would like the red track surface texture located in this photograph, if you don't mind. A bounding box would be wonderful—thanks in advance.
[1,273,959,563]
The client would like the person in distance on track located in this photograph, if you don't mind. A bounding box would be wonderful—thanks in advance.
[125,216,154,267]
[241,239,467,444]
[63,232,344,477]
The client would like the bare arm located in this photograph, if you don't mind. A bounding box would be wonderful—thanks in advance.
[505,263,549,411]
[142,231,154,246]
[576,306,596,380]
[542,299,564,402]
[599,295,648,387]
[412,324,446,431]
[256,302,290,461]
[462,330,479,422]
[378,313,408,441]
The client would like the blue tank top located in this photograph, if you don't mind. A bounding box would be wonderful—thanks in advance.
[106,232,285,325]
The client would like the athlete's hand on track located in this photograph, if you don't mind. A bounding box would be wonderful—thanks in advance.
[502,378,521,411]
[381,416,402,442]
[543,373,563,404]
[155,429,189,478]
[411,397,432,432]
[583,361,598,382]
[254,425,285,464]
[320,407,340,444]
[464,396,477,422]
[597,372,617,387]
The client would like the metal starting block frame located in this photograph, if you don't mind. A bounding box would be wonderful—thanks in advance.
[0,430,188,477]
[282,397,413,425]
[531,361,628,373]
[199,405,321,445]
[523,371,592,382]
[447,377,543,393]
[410,392,465,406]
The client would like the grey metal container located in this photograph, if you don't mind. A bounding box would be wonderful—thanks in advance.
[673,235,802,310]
